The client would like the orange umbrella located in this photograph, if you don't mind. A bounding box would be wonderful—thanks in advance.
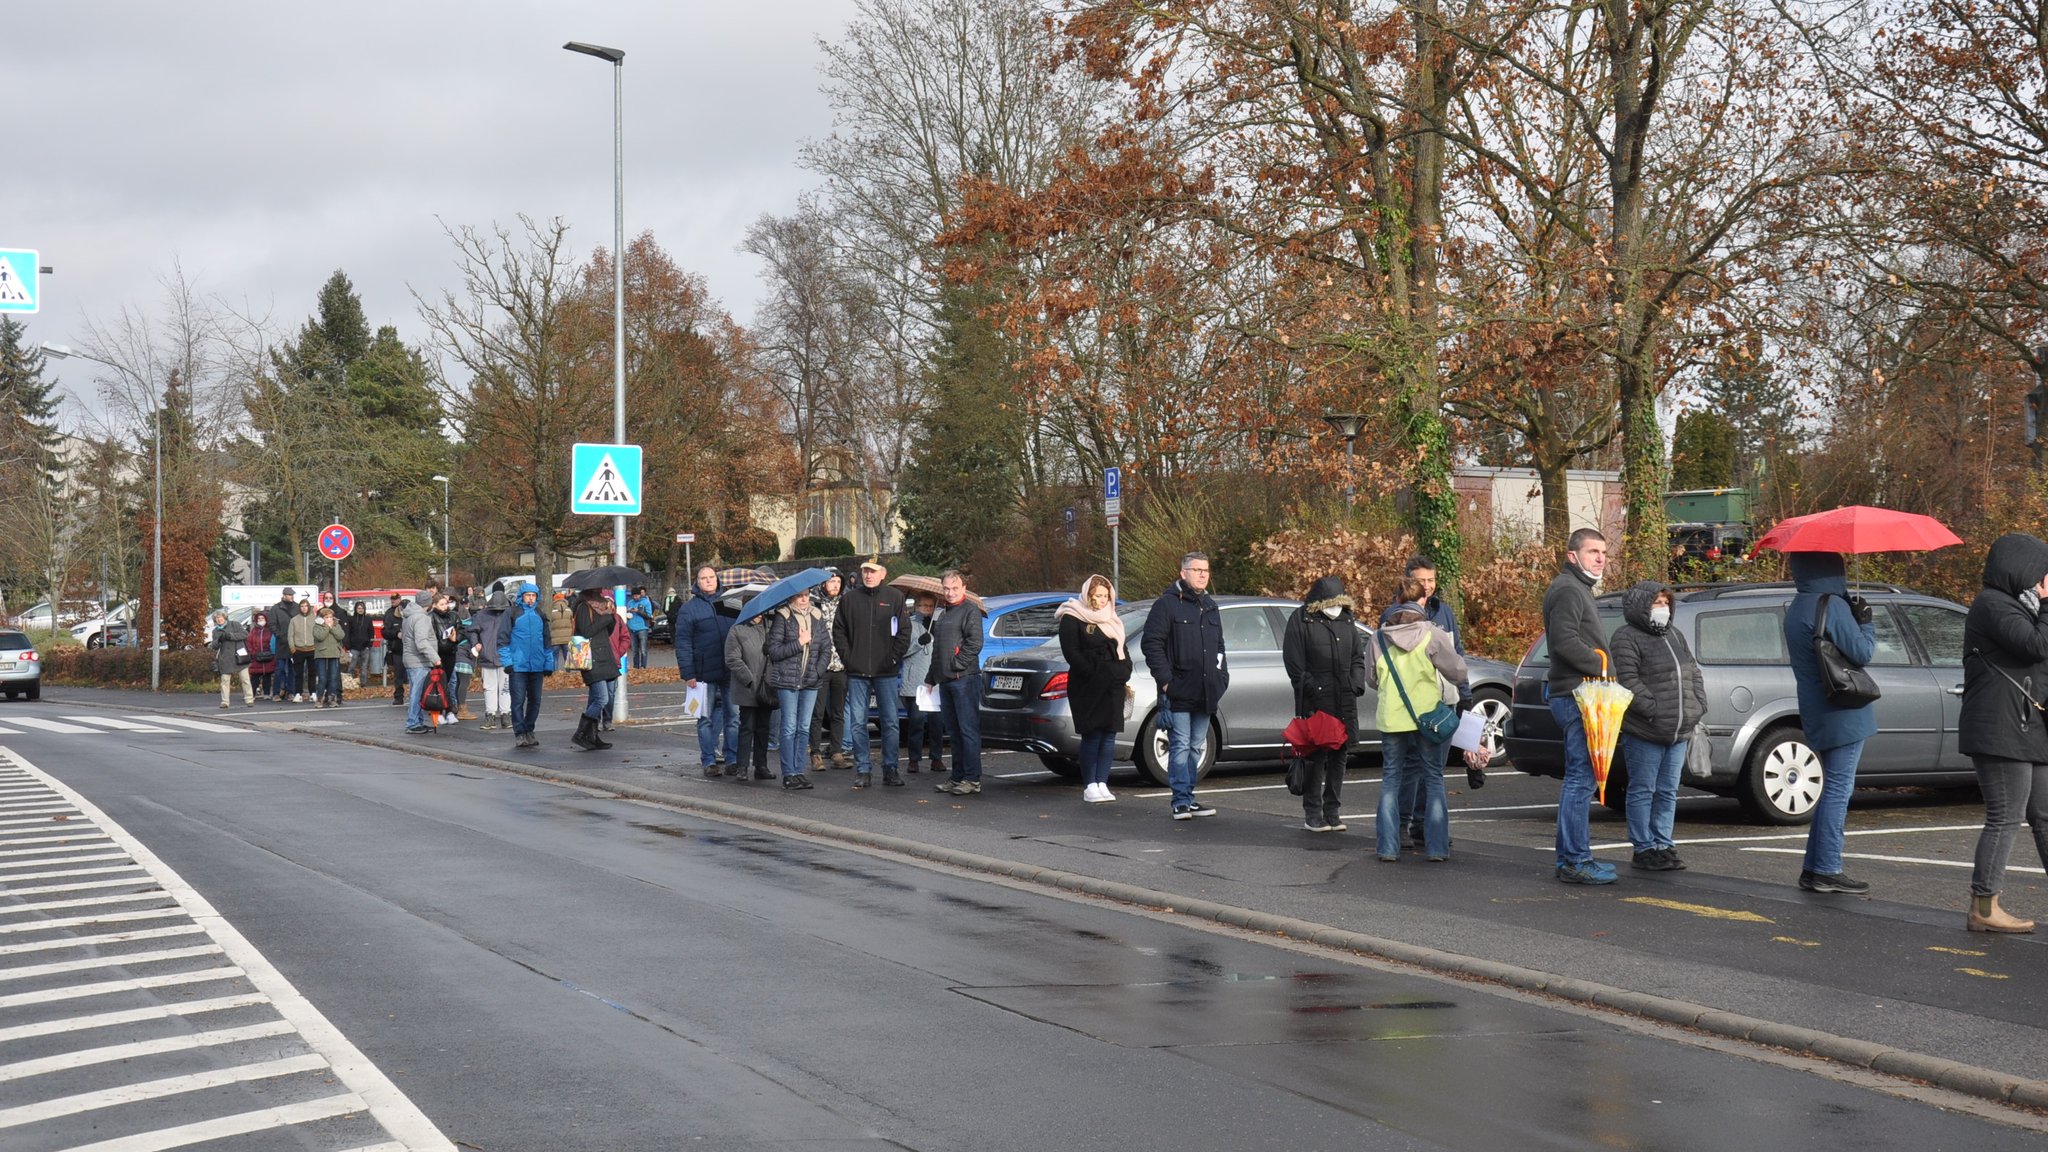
[1573,652,1634,806]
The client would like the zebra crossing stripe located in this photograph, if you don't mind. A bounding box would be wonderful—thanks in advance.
[2,717,100,734]
[129,715,251,733]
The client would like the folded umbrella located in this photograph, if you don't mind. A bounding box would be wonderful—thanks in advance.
[1752,506,1961,555]
[1573,653,1634,807]
[1282,711,1351,758]
[561,565,650,590]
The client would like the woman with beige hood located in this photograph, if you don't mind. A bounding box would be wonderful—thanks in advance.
[1057,575,1131,803]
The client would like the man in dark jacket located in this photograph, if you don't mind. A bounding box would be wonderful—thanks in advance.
[344,602,375,681]
[1141,552,1227,820]
[383,599,409,704]
[926,571,987,794]
[271,588,300,700]
[1382,556,1466,849]
[674,565,740,777]
[835,557,912,788]
[1544,529,1615,884]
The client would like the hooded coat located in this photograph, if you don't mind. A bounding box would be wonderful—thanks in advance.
[1959,533,2048,763]
[1365,606,1467,734]
[725,609,774,707]
[474,592,509,669]
[1282,576,1370,738]
[497,585,553,673]
[573,597,622,684]
[345,606,374,650]
[1783,552,1878,751]
[400,592,440,670]
[1141,580,1229,713]
[245,618,278,675]
[1610,581,1708,744]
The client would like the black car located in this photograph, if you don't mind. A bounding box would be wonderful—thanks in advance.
[1505,581,1975,824]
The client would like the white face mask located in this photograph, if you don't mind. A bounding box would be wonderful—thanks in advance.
[1649,605,1671,629]
[1321,605,1342,618]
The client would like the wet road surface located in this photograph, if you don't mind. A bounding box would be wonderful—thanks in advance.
[0,722,2043,1149]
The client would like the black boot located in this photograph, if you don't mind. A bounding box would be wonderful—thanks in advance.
[571,716,600,751]
[590,720,613,750]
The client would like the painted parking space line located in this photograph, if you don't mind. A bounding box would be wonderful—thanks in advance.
[1741,846,2047,875]
[0,745,454,1150]
[1593,824,1987,852]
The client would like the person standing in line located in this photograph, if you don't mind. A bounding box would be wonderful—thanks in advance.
[836,558,912,789]
[271,588,300,701]
[1141,553,1227,821]
[548,590,577,670]
[345,602,375,683]
[310,605,347,707]
[1958,534,2048,932]
[384,598,409,706]
[401,590,440,734]
[496,583,552,749]
[809,570,851,770]
[766,588,831,789]
[899,593,943,775]
[210,610,254,709]
[1381,556,1466,850]
[287,599,317,705]
[570,590,620,752]
[451,596,480,721]
[246,611,279,702]
[1058,574,1131,804]
[724,592,776,782]
[1366,580,1469,861]
[1544,529,1617,884]
[926,571,987,796]
[1783,551,1879,895]
[674,565,740,777]
[625,585,656,670]
[474,590,510,731]
[1283,575,1368,832]
[1611,581,1707,871]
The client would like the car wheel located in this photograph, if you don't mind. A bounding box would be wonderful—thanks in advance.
[24,680,39,702]
[1037,754,1082,779]
[1135,710,1216,788]
[87,633,105,650]
[1739,726,1822,825]
[1468,687,1511,767]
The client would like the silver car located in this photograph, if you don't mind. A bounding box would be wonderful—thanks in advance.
[980,596,1515,785]
[0,630,43,701]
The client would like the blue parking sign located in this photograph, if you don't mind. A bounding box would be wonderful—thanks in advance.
[0,250,38,314]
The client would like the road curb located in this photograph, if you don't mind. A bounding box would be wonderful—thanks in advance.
[49,693,2048,1114]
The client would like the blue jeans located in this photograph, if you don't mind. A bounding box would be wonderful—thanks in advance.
[1620,734,1687,853]
[405,664,433,728]
[1163,707,1209,808]
[276,654,296,698]
[507,670,543,735]
[939,674,983,782]
[314,657,340,701]
[631,630,649,669]
[1080,730,1116,786]
[846,675,901,775]
[1803,739,1865,875]
[1549,692,1597,867]
[696,680,739,764]
[1380,730,1448,858]
[584,678,613,721]
[777,687,818,779]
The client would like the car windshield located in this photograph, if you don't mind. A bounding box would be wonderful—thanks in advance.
[0,633,32,651]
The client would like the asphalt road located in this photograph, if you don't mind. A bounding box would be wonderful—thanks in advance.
[0,700,2044,1149]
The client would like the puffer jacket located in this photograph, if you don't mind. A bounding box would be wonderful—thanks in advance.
[209,620,248,675]
[1783,552,1877,751]
[1365,609,1467,734]
[673,589,735,684]
[1960,533,2048,762]
[1610,580,1708,744]
[345,608,374,650]
[1282,576,1369,737]
[1141,580,1228,712]
[497,586,553,673]
[547,600,577,647]
[765,604,831,690]
[245,622,278,675]
[725,617,773,707]
[400,594,440,670]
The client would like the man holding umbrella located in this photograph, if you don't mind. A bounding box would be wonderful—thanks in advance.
[1545,529,1617,885]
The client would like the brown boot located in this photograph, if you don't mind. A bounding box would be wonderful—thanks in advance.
[831,750,853,769]
[1968,894,2035,934]
[810,753,825,772]
[457,706,477,721]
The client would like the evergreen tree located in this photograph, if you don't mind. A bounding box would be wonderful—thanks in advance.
[898,288,1026,567]
[1697,333,1800,487]
[0,316,61,470]
[1670,409,1738,490]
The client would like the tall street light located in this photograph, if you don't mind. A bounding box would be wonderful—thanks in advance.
[565,38,630,721]
[431,475,451,587]
[42,343,163,691]
[1321,412,1366,508]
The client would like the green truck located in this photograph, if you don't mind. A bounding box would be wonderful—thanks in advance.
[1665,488,1751,563]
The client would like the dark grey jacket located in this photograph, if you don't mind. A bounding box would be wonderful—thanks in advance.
[209,620,248,676]
[925,597,985,685]
[1542,565,1609,692]
[1610,581,1707,745]
[724,618,773,707]
[1960,533,2048,763]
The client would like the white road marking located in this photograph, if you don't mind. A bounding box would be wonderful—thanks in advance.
[0,890,169,915]
[0,728,24,735]
[130,715,250,733]
[0,964,246,1008]
[61,715,174,732]
[0,1019,295,1083]
[0,992,270,1042]
[59,1093,368,1152]
[2,875,159,896]
[0,923,208,956]
[0,831,110,847]
[1593,824,1987,852]
[0,840,115,858]
[0,943,223,983]
[2,717,101,734]
[1740,846,2048,874]
[0,906,189,934]
[995,770,1056,779]
[0,1052,330,1127]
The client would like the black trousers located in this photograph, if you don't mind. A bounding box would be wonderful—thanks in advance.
[736,705,774,773]
[810,669,848,756]
[1300,746,1346,825]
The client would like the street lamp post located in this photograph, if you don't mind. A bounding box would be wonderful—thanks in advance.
[431,475,451,587]
[1321,412,1367,508]
[43,343,163,691]
[565,39,631,721]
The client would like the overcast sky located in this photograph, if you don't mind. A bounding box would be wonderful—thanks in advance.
[11,1,852,430]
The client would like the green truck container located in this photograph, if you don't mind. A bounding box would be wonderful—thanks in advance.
[1664,488,1750,525]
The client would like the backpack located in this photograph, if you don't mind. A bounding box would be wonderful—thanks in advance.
[421,666,452,715]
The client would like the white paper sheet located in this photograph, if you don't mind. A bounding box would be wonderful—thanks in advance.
[682,682,708,718]
[1449,709,1488,752]
[916,683,942,713]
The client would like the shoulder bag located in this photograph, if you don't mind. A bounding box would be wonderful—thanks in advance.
[1378,632,1460,742]
[1813,594,1881,707]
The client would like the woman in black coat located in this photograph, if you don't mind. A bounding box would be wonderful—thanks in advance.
[1281,575,1369,833]
[1057,575,1131,804]
[1959,533,2048,933]
[570,590,621,752]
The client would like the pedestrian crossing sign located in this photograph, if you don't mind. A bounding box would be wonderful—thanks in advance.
[0,250,37,314]
[571,442,643,516]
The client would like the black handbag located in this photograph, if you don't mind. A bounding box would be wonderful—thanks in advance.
[1813,594,1881,708]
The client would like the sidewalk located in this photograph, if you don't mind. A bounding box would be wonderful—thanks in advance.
[40,684,2048,1110]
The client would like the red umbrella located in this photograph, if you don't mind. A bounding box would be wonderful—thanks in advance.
[1283,712,1351,757]
[1752,505,1962,555]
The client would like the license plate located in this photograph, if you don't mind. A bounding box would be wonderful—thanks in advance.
[0,663,13,672]
[991,675,1024,692]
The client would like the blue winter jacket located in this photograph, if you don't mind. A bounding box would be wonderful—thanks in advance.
[672,589,734,683]
[625,594,655,634]
[1783,552,1878,751]
[497,585,556,673]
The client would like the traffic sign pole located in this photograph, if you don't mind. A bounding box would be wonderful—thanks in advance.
[1105,467,1123,596]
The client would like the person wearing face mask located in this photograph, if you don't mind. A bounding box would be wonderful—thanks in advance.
[1544,528,1617,884]
[1957,534,2048,932]
[1283,575,1369,832]
[1611,582,1707,870]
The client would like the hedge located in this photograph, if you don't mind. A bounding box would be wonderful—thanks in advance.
[793,535,856,560]
[40,647,215,691]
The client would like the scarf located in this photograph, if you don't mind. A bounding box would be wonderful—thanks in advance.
[1054,574,1125,659]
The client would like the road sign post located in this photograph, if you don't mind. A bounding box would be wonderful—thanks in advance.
[571,444,643,719]
[318,522,355,601]
[1105,467,1123,595]
[0,250,39,315]
[676,531,695,578]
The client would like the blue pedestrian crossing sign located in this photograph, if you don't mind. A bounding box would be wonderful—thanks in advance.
[571,443,643,516]
[0,250,38,314]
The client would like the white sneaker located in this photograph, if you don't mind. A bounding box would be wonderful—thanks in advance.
[1082,783,1108,803]
[1097,785,1116,802]
[292,694,304,703]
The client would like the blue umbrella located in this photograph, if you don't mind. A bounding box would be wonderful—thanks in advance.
[733,567,834,624]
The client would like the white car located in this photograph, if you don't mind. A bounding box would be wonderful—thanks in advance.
[70,600,139,649]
